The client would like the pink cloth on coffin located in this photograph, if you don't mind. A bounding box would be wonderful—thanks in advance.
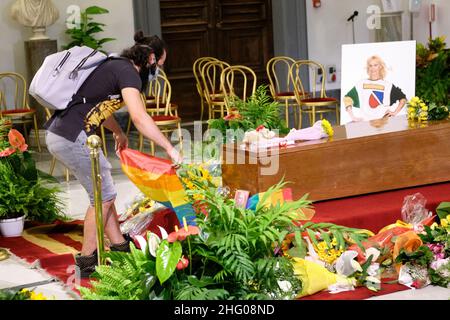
[285,121,327,141]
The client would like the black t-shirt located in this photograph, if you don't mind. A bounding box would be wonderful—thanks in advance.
[44,58,142,142]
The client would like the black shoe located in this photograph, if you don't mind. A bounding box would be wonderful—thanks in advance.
[75,251,98,278]
[110,239,131,253]
[122,233,133,243]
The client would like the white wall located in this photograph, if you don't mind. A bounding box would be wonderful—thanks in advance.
[306,0,450,90]
[0,0,135,79]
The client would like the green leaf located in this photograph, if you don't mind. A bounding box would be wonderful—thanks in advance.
[98,38,116,45]
[436,202,450,220]
[156,240,182,284]
[320,231,332,249]
[187,275,215,288]
[306,228,319,247]
[85,6,109,15]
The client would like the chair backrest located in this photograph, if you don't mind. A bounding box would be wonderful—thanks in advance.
[289,60,327,101]
[193,57,218,98]
[220,65,257,111]
[266,56,296,98]
[145,73,172,116]
[0,72,29,112]
[201,59,231,104]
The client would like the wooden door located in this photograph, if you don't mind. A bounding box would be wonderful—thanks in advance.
[160,0,273,121]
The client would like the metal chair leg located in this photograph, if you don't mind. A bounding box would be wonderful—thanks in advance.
[200,98,204,121]
[312,107,316,125]
[138,133,144,152]
[285,102,289,128]
[33,114,41,152]
[150,140,155,156]
[49,157,57,175]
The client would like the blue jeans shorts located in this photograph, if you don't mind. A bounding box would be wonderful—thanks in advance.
[45,130,117,206]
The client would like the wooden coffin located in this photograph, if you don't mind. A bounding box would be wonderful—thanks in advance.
[222,116,450,201]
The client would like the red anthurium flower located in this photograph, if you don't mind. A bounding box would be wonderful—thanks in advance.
[8,129,28,152]
[167,217,200,243]
[176,256,189,270]
[0,147,16,157]
[256,125,265,132]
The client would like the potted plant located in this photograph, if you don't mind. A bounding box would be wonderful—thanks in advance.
[0,122,66,237]
[416,36,450,109]
[208,85,290,142]
[64,5,115,52]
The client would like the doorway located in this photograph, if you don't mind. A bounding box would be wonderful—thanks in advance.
[159,0,274,121]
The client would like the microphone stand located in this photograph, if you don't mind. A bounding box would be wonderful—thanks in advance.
[349,16,357,44]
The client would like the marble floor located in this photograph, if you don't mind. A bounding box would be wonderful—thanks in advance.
[1,124,449,300]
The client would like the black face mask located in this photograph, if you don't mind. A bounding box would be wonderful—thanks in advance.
[139,64,151,92]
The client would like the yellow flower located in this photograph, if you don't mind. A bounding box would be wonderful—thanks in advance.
[321,119,334,137]
[430,222,438,230]
[410,96,420,104]
[441,219,448,228]
[30,291,47,300]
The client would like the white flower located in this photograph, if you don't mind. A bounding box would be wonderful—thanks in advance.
[365,248,380,262]
[366,276,381,284]
[134,235,147,255]
[277,280,292,292]
[367,263,380,277]
[430,258,449,271]
[157,225,168,240]
[147,232,161,257]
[335,250,362,276]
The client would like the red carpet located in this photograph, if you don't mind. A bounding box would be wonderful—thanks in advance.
[0,208,180,296]
[311,182,450,233]
[300,280,409,300]
[2,182,447,299]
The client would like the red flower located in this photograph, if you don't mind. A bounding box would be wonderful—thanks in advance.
[224,113,242,121]
[0,147,16,157]
[256,125,265,132]
[167,225,200,243]
[176,256,189,270]
[8,129,28,152]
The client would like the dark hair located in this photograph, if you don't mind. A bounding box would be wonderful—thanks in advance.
[120,30,167,70]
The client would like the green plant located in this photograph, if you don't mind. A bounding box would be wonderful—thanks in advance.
[64,6,115,51]
[208,85,290,142]
[80,247,158,300]
[82,178,309,300]
[416,36,450,108]
[0,129,65,222]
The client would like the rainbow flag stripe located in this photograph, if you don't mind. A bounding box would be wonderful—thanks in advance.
[119,148,196,225]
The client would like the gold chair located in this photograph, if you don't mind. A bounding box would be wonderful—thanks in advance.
[266,56,299,128]
[289,60,339,128]
[193,57,219,121]
[0,72,41,152]
[201,59,231,119]
[138,74,182,155]
[220,65,257,113]
[125,69,178,136]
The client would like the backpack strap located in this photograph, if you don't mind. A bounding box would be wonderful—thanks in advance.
[59,56,127,117]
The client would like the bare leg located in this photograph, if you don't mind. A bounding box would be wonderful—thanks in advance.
[80,199,125,256]
[104,203,126,245]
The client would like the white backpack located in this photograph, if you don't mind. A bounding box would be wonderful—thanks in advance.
[29,46,108,110]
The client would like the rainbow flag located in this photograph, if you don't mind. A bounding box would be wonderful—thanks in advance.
[119,148,196,225]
